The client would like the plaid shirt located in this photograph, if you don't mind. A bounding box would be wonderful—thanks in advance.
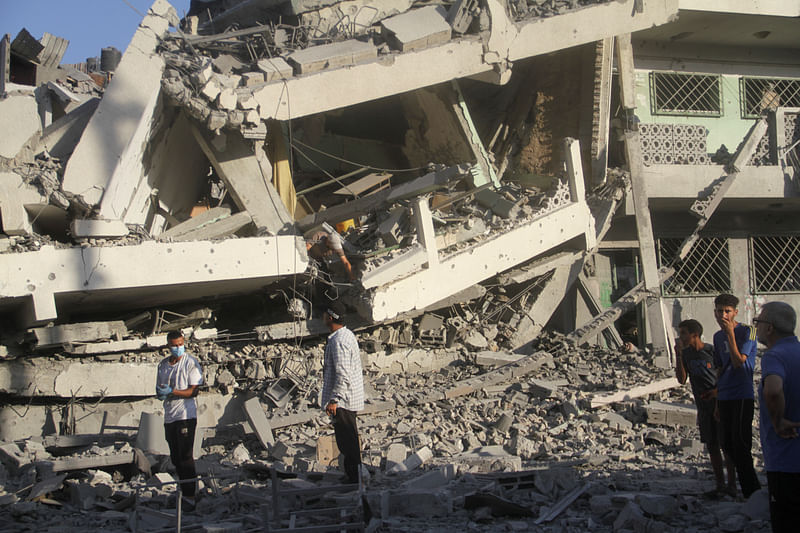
[322,326,364,412]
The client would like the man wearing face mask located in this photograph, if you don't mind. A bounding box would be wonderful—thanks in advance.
[156,331,204,508]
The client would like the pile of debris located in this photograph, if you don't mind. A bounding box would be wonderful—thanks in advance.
[0,333,773,532]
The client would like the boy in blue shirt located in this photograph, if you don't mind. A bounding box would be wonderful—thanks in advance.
[713,293,760,498]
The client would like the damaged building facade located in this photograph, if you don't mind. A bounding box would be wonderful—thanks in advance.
[0,0,798,530]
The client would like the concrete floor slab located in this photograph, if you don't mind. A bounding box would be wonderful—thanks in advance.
[0,93,42,159]
[0,236,308,325]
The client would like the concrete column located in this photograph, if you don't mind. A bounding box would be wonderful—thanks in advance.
[413,197,439,268]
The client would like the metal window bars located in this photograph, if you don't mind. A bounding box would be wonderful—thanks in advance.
[740,77,800,118]
[750,235,800,293]
[658,237,731,295]
[650,72,722,116]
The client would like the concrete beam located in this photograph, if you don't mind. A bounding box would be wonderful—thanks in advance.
[61,0,177,207]
[0,171,47,236]
[252,0,677,120]
[643,164,795,200]
[36,98,100,160]
[678,0,800,17]
[0,359,158,397]
[29,321,128,349]
[191,127,295,235]
[0,236,308,326]
[366,200,594,322]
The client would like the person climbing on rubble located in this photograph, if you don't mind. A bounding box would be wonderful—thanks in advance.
[156,331,204,510]
[321,302,364,485]
[675,319,735,497]
[712,293,761,498]
[307,229,355,281]
[754,301,800,533]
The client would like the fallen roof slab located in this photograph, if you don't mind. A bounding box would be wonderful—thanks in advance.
[0,236,308,326]
[253,0,677,120]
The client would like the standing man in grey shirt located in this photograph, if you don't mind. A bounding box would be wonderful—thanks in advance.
[321,302,364,484]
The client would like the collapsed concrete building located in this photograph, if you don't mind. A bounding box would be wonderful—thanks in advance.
[0,0,798,530]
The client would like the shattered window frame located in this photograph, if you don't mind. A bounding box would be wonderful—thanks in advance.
[740,76,800,118]
[749,235,800,294]
[658,237,732,296]
[649,71,723,117]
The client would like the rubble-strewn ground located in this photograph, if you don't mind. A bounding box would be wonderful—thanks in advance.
[0,333,772,532]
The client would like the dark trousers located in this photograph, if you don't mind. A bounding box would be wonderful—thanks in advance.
[767,471,800,533]
[164,418,197,497]
[718,399,761,497]
[332,408,361,483]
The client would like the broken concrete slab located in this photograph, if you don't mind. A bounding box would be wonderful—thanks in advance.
[0,359,158,397]
[243,397,275,448]
[29,321,128,349]
[70,219,130,239]
[158,206,232,240]
[0,171,47,235]
[253,0,678,120]
[287,39,377,75]
[590,378,680,408]
[36,97,100,159]
[171,211,253,241]
[381,6,451,52]
[61,0,178,207]
[0,236,307,326]
[0,93,41,159]
[40,451,135,474]
[455,446,522,472]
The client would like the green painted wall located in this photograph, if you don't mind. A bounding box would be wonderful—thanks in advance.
[633,70,757,155]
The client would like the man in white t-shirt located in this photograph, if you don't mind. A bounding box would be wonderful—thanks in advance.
[156,331,203,506]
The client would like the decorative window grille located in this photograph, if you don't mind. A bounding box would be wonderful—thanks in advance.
[658,237,731,295]
[650,72,722,116]
[750,236,800,293]
[741,77,800,118]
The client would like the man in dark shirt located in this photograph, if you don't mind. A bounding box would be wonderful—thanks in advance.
[676,319,734,495]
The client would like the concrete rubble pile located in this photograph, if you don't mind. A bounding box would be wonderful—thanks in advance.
[0,330,774,532]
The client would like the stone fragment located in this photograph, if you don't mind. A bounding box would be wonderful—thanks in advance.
[635,494,677,518]
[391,446,431,473]
[601,412,632,430]
[719,514,748,532]
[241,72,264,86]
[494,412,513,434]
[229,443,251,464]
[464,330,488,350]
[201,78,221,100]
[0,443,31,474]
[218,88,238,111]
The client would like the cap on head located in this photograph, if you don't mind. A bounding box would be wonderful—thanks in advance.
[325,301,346,325]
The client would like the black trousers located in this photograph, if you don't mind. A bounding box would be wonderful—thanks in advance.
[333,408,361,483]
[164,418,198,497]
[718,399,761,497]
[767,471,800,533]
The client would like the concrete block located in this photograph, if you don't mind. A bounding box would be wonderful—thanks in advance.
[392,445,431,473]
[243,397,275,448]
[378,207,406,246]
[474,350,523,367]
[385,443,407,472]
[70,219,129,238]
[381,6,451,52]
[645,401,696,427]
[494,412,513,434]
[135,412,171,455]
[149,472,175,489]
[241,72,264,86]
[202,78,221,100]
[287,39,377,75]
[475,189,519,219]
[257,58,293,83]
[528,378,559,399]
[316,434,340,467]
[0,93,41,158]
[218,87,238,111]
[601,412,632,431]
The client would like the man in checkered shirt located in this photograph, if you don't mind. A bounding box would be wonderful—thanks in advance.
[321,302,364,484]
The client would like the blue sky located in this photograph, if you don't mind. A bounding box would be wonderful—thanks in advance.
[2,0,191,65]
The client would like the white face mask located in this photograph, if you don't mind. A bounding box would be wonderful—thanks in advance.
[169,345,185,357]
